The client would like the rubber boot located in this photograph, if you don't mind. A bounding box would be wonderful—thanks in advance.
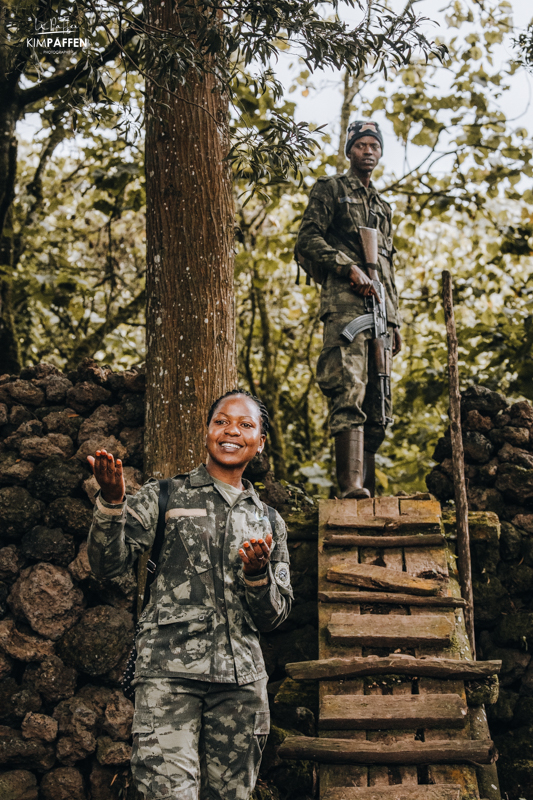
[363,450,376,497]
[335,429,371,499]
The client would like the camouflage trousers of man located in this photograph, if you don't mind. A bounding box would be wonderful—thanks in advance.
[316,311,394,449]
[131,677,269,800]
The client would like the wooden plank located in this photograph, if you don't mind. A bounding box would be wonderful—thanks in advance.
[399,498,442,517]
[278,737,497,765]
[328,613,453,648]
[327,515,441,531]
[327,564,446,596]
[320,694,467,731]
[286,656,502,681]
[374,496,400,517]
[324,534,446,548]
[357,497,375,516]
[319,591,466,608]
[406,543,480,799]
[322,787,461,800]
[318,500,367,794]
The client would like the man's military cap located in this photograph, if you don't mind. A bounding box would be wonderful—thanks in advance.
[345,120,384,156]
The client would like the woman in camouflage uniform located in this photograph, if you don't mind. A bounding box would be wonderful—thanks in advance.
[87,390,292,800]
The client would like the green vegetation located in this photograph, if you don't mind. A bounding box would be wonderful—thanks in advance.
[4,0,533,492]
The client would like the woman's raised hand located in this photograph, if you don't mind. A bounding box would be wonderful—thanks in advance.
[239,533,273,575]
[87,449,125,504]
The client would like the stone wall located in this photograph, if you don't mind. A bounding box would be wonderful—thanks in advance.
[428,386,533,799]
[0,360,319,800]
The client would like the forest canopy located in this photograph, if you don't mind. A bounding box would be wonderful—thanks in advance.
[3,0,533,493]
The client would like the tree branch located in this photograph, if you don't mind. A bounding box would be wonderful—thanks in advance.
[67,288,145,368]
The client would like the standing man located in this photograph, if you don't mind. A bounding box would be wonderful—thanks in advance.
[297,120,401,498]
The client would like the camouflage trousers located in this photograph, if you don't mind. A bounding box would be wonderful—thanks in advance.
[131,677,269,800]
[317,311,394,449]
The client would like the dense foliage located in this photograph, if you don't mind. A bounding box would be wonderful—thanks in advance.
[5,0,533,494]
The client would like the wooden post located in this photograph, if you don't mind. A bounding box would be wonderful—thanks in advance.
[442,270,475,658]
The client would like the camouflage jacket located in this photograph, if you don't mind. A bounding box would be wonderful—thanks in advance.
[87,464,292,686]
[297,169,400,326]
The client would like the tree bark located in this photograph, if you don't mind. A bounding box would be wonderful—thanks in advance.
[442,270,475,657]
[144,2,236,477]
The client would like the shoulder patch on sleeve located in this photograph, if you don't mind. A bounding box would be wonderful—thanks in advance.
[274,562,291,589]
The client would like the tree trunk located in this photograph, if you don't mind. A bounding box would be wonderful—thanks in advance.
[0,101,21,374]
[336,71,360,174]
[144,2,236,478]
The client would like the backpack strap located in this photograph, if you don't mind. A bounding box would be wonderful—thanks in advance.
[142,478,170,612]
[262,502,277,537]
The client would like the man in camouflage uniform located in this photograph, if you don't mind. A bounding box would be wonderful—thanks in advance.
[297,120,402,498]
[87,391,292,800]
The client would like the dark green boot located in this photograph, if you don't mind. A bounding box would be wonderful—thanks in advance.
[335,429,371,499]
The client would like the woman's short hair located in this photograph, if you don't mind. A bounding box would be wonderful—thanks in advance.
[207,389,270,435]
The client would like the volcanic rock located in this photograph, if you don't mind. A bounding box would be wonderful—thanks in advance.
[42,408,82,439]
[0,769,38,800]
[495,464,533,504]
[0,726,55,770]
[26,455,88,501]
[20,527,75,567]
[8,563,85,640]
[0,619,55,662]
[463,431,494,464]
[40,766,87,800]
[42,376,73,404]
[57,605,133,677]
[509,400,533,428]
[117,393,144,427]
[78,406,121,444]
[66,383,111,413]
[102,690,133,741]
[54,694,98,765]
[23,656,77,703]
[0,545,24,581]
[0,678,42,725]
[465,409,492,432]
[44,497,93,538]
[461,385,508,416]
[0,451,35,486]
[0,487,44,542]
[75,435,126,464]
[21,712,58,743]
[119,426,144,468]
[7,382,45,407]
[96,736,131,766]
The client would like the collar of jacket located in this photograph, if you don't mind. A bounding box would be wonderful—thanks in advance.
[344,167,378,196]
[188,464,264,511]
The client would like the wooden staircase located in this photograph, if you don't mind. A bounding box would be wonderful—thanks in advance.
[278,496,501,800]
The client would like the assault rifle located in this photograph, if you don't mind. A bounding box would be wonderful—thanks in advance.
[341,226,393,427]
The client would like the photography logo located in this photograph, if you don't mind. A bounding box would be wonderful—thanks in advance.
[27,16,89,55]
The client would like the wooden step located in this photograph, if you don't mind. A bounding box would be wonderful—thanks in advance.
[286,655,502,681]
[327,515,441,531]
[327,564,447,596]
[322,786,462,800]
[277,736,497,765]
[328,613,453,648]
[320,693,467,731]
[319,591,465,607]
[324,534,445,548]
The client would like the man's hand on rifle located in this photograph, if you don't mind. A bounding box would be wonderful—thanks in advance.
[393,327,402,356]
[87,449,125,504]
[348,264,380,301]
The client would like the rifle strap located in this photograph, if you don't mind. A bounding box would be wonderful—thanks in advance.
[141,478,169,613]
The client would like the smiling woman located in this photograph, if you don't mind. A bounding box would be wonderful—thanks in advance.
[86,389,292,800]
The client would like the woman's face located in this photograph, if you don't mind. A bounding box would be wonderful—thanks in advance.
[205,395,266,472]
